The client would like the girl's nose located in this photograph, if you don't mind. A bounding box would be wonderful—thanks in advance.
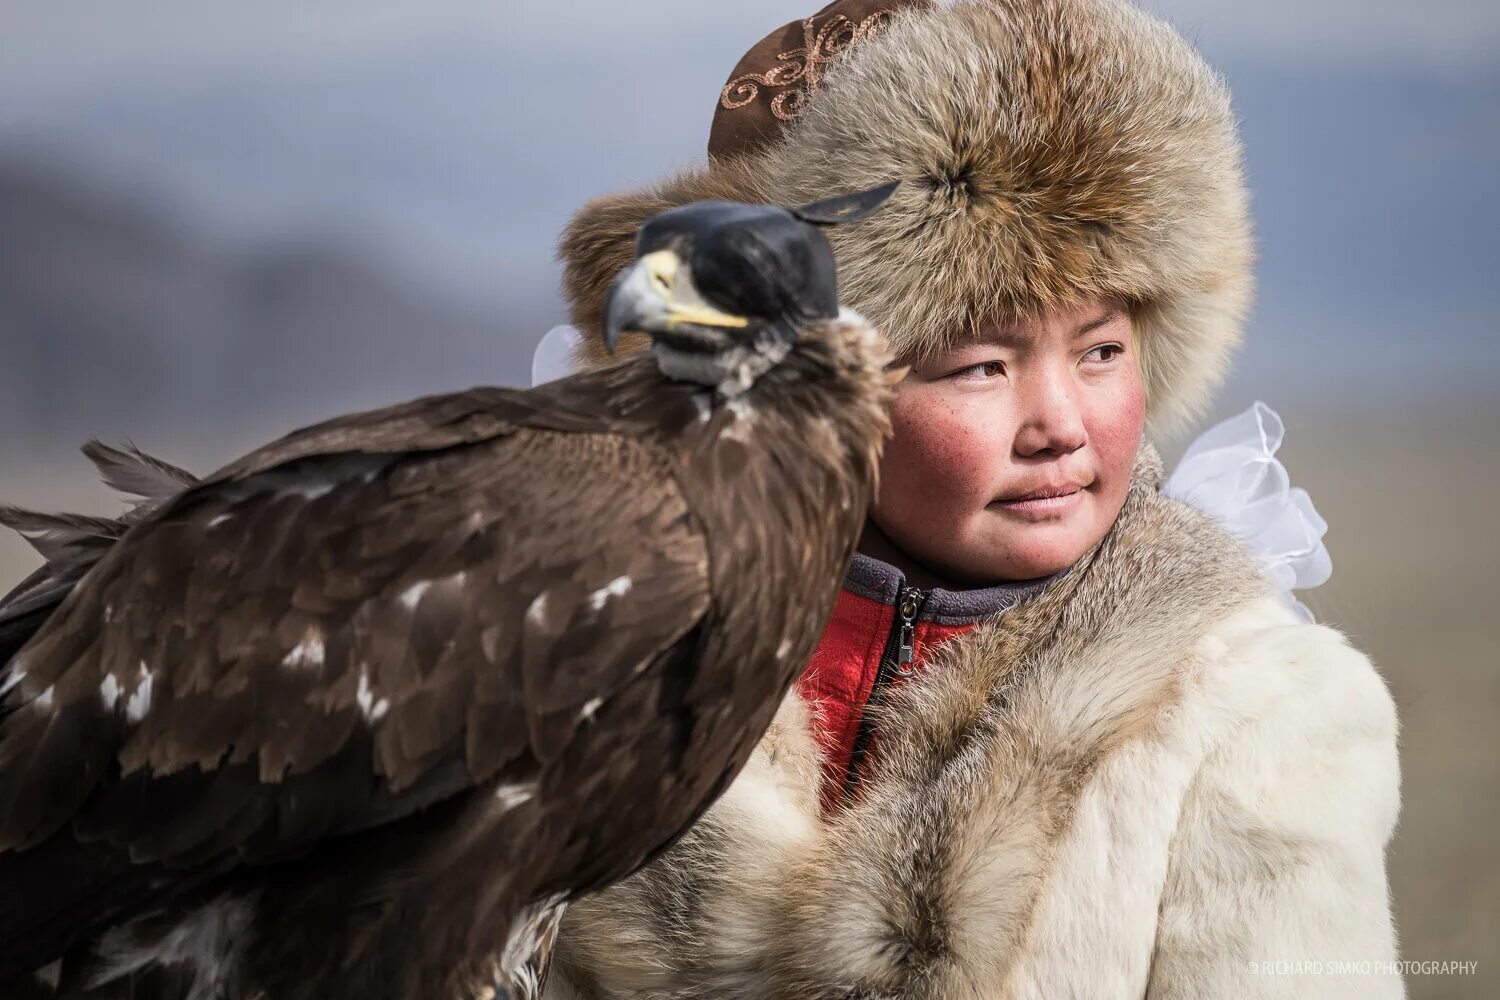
[1013,369,1087,458]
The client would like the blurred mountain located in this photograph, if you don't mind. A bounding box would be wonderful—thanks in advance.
[0,158,547,462]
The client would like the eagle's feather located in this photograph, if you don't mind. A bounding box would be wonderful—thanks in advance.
[0,440,199,668]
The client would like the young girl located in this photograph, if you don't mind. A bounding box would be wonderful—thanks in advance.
[538,0,1403,995]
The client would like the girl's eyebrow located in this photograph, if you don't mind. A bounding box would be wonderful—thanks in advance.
[1075,307,1126,337]
[973,307,1125,347]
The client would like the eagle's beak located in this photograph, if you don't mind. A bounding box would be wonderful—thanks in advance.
[603,250,749,355]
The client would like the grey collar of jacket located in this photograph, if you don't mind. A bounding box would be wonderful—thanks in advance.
[843,551,1057,626]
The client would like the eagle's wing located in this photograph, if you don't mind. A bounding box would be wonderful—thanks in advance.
[0,385,710,946]
[0,385,590,676]
[199,383,617,486]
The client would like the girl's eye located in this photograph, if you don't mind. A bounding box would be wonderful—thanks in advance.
[950,360,1005,380]
[1084,343,1125,363]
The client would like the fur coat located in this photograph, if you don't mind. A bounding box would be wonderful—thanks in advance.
[541,447,1404,998]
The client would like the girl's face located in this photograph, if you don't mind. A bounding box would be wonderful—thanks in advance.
[869,297,1145,585]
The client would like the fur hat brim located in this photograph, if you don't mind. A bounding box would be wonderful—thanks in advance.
[558,0,1253,435]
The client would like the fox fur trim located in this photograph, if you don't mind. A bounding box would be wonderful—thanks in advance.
[558,0,1253,434]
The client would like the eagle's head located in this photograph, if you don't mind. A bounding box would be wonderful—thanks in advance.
[603,181,898,396]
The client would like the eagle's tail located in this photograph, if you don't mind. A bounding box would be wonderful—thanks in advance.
[0,441,198,668]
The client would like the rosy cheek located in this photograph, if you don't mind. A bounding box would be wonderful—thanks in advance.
[1083,367,1146,481]
[882,391,997,505]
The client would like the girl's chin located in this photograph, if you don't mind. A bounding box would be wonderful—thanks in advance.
[873,510,1108,588]
[974,522,1099,581]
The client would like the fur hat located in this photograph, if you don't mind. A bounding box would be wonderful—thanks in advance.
[558,0,1253,434]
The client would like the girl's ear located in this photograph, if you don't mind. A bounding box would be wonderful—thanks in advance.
[790,180,900,226]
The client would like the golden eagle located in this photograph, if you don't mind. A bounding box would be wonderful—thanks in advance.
[0,183,898,999]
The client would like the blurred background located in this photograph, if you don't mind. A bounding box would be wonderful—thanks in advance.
[0,1,1495,993]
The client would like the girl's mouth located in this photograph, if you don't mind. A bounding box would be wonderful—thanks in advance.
[988,485,1086,517]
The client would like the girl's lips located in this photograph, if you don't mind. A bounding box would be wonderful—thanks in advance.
[989,487,1085,517]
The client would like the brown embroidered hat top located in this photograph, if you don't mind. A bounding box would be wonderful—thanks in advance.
[708,0,933,162]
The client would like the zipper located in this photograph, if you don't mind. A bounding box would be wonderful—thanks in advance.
[841,583,927,801]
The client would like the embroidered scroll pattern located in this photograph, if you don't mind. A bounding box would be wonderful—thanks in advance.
[720,11,895,121]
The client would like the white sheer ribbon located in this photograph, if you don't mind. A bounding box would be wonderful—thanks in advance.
[531,324,584,387]
[1164,401,1332,621]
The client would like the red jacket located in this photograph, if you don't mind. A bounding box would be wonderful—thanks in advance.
[794,553,1050,815]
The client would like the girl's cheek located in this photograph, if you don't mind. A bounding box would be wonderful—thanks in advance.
[885,390,1001,500]
[1083,365,1147,473]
